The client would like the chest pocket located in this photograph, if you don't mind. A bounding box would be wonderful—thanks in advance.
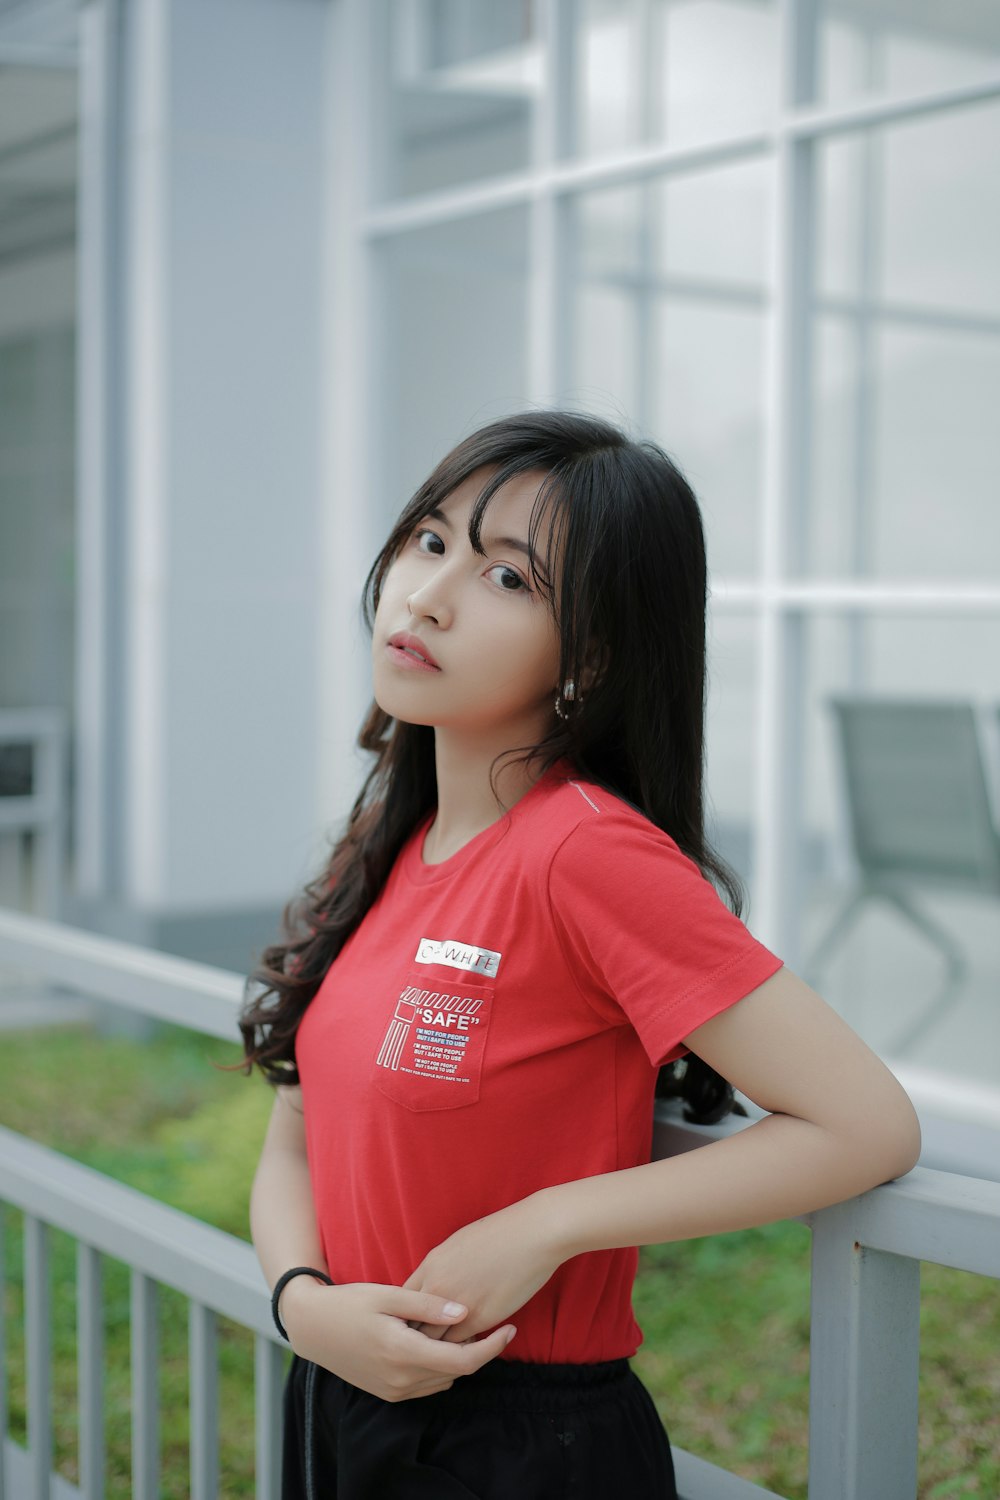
[371,968,495,1112]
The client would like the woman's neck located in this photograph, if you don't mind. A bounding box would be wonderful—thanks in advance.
[424,734,552,860]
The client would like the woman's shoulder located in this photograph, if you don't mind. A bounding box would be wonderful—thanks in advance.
[537,766,685,861]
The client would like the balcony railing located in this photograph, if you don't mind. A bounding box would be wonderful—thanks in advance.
[1,907,998,1500]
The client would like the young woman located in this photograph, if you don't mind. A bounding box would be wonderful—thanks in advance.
[240,409,921,1500]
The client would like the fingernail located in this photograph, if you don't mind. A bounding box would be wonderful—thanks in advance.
[443,1301,466,1317]
[505,1327,517,1346]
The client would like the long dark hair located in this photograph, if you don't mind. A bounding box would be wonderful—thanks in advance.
[236,408,751,1124]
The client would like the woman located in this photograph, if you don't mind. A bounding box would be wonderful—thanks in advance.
[239,408,921,1498]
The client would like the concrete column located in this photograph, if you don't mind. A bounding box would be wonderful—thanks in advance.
[72,0,329,969]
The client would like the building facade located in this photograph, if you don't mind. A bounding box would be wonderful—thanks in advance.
[1,0,998,1088]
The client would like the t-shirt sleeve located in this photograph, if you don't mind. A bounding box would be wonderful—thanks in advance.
[547,812,784,1067]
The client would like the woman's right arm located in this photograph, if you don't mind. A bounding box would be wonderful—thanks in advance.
[249,1084,328,1292]
[249,1085,517,1401]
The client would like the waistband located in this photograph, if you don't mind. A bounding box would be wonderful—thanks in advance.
[396,1356,634,1414]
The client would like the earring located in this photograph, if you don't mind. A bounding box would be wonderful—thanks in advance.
[554,679,579,721]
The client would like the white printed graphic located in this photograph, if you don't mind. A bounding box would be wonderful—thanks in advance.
[415,936,501,977]
[375,980,488,1084]
[376,997,419,1071]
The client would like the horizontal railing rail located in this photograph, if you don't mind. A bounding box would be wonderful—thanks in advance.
[0,908,243,1042]
[1,906,998,1500]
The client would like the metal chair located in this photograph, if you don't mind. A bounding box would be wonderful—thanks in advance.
[804,697,1000,1056]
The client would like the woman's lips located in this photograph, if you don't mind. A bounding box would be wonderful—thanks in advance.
[385,643,441,672]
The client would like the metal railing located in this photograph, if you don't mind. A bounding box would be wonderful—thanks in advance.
[1,907,998,1500]
[0,1127,286,1500]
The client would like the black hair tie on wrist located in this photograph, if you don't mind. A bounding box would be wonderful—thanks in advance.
[271,1265,335,1342]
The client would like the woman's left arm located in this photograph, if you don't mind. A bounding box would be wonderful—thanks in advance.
[404,966,922,1340]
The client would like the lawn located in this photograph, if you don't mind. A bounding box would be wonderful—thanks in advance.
[0,1022,996,1498]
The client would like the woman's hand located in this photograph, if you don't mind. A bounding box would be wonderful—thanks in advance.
[402,1194,564,1345]
[281,1277,516,1402]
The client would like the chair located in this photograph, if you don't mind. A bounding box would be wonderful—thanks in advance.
[804,697,1000,1056]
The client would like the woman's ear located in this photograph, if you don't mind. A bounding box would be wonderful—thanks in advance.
[580,642,610,697]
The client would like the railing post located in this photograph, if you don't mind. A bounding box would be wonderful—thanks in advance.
[189,1301,219,1500]
[0,1203,6,1500]
[77,1242,105,1499]
[130,1271,159,1500]
[24,1215,52,1500]
[254,1335,287,1500]
[808,1199,920,1500]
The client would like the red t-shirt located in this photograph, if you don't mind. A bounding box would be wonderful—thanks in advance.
[295,756,783,1363]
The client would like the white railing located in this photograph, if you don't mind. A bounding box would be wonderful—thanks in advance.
[0,1128,286,1500]
[1,907,998,1500]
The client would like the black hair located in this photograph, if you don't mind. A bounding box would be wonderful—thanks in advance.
[235,408,751,1124]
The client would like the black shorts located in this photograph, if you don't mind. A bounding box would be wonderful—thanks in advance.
[282,1351,678,1500]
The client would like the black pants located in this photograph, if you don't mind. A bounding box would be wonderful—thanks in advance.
[282,1352,678,1499]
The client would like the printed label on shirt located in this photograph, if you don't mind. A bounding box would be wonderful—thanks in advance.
[372,969,494,1112]
[414,936,502,978]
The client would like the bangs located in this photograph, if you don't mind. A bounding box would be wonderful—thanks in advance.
[394,460,568,608]
[464,462,565,605]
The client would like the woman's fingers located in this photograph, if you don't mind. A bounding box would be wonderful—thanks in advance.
[380,1286,469,1328]
[398,1320,516,1377]
[406,1318,451,1339]
[287,1283,514,1403]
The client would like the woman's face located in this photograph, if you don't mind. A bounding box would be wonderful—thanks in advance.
[372,468,563,742]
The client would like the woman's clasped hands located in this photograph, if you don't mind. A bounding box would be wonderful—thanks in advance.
[402,1193,564,1345]
[279,1276,517,1403]
[280,1194,565,1403]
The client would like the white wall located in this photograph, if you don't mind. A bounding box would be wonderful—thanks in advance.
[118,0,329,913]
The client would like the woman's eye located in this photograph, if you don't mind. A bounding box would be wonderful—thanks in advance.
[487,564,529,593]
[413,528,444,554]
[410,534,527,591]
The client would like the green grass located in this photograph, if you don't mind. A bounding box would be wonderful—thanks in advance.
[1,1023,997,1498]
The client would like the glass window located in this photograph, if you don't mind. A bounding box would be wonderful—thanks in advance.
[799,613,1000,1085]
[0,64,77,711]
[818,1,1000,107]
[0,67,77,263]
[804,101,1000,580]
[376,0,538,201]
[572,0,779,158]
[567,157,772,577]
[375,204,530,516]
[706,610,759,890]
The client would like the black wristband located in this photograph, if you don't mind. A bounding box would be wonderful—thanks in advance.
[271,1265,335,1342]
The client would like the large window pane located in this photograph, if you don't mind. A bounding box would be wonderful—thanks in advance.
[572,0,778,158]
[567,158,772,577]
[799,613,1000,1086]
[0,63,77,712]
[705,610,758,891]
[376,0,537,200]
[804,101,1000,579]
[376,205,529,516]
[817,102,1000,318]
[818,1,1000,107]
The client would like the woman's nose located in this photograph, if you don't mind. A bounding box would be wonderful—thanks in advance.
[406,584,452,628]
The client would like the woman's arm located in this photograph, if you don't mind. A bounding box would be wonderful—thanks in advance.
[249,1084,329,1311]
[538,963,921,1254]
[250,1084,517,1398]
[405,966,922,1337]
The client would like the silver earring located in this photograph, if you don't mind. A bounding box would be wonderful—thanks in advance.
[554,679,578,721]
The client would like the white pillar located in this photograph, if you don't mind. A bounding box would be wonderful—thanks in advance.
[77,0,330,937]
